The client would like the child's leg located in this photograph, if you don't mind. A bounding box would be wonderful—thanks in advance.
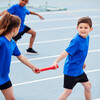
[81,81,91,100]
[59,88,72,100]
[1,86,15,100]
[27,29,36,48]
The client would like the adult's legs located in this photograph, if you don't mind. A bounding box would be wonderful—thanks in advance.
[59,88,72,100]
[1,86,15,100]
[81,81,91,100]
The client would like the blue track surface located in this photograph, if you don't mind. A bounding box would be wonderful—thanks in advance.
[0,0,100,100]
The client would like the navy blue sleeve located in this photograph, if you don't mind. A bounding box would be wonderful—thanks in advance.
[13,44,21,56]
[7,5,16,14]
[65,39,79,56]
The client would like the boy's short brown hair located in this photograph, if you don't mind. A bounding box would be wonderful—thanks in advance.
[77,17,92,28]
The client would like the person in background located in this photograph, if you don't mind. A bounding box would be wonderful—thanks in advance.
[0,0,44,54]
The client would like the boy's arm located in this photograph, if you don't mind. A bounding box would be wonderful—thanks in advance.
[0,10,8,16]
[83,62,86,69]
[53,50,69,67]
[17,54,40,73]
[29,11,44,20]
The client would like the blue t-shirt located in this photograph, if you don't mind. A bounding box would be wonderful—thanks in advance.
[0,36,21,85]
[64,34,89,77]
[7,4,30,33]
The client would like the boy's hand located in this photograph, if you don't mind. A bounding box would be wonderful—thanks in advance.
[32,67,40,74]
[83,63,86,69]
[52,62,58,70]
[38,15,44,20]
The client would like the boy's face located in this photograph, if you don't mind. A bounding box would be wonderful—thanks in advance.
[19,0,28,6]
[77,23,93,38]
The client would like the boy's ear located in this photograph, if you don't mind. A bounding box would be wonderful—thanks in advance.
[76,26,78,30]
[90,27,93,32]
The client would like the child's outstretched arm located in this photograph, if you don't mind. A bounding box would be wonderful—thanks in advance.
[53,50,68,68]
[29,11,44,20]
[17,54,40,73]
[83,62,86,69]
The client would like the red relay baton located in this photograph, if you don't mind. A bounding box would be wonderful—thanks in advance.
[36,64,59,72]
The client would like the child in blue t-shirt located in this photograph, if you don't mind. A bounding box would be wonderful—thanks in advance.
[0,0,44,54]
[0,13,40,100]
[53,17,93,100]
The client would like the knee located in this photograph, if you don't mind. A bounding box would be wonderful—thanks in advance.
[11,96,15,100]
[6,96,15,100]
[65,89,72,96]
[12,98,15,100]
[31,31,36,37]
[59,89,72,100]
[85,82,92,92]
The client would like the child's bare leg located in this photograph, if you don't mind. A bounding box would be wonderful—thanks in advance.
[81,81,91,100]
[1,86,15,100]
[59,89,72,100]
[27,29,36,48]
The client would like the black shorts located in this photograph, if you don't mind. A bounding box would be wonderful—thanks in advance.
[13,25,31,41]
[0,80,12,90]
[64,73,89,89]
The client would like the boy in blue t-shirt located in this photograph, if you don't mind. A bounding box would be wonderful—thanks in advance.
[0,0,44,54]
[53,17,93,100]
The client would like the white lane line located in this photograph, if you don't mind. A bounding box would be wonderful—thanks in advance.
[17,34,100,46]
[38,8,100,15]
[11,55,59,64]
[13,68,100,87]
[13,75,63,87]
[11,49,100,64]
[93,98,100,100]
[25,16,100,23]
[35,24,100,32]
[17,37,72,46]
[25,17,78,23]
[36,26,76,32]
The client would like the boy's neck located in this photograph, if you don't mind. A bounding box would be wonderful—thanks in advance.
[78,33,88,38]
[18,4,24,7]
